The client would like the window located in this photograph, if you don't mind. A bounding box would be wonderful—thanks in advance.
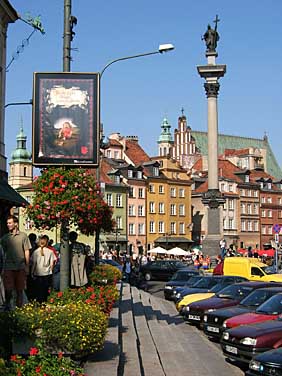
[247,204,252,214]
[267,197,272,203]
[158,221,164,233]
[278,197,282,205]
[228,218,234,229]
[170,222,176,234]
[149,202,155,213]
[138,205,144,216]
[223,201,227,210]
[245,175,250,183]
[241,220,246,231]
[159,202,165,214]
[137,171,142,179]
[128,205,135,216]
[179,188,185,198]
[129,223,135,235]
[114,175,120,184]
[170,204,176,215]
[279,210,282,219]
[170,187,176,197]
[229,184,233,192]
[247,221,252,231]
[254,190,258,197]
[220,183,226,192]
[223,218,227,229]
[106,193,113,206]
[138,188,144,198]
[179,204,185,216]
[248,189,252,197]
[129,187,134,198]
[153,167,159,177]
[179,222,185,234]
[253,204,259,214]
[159,185,164,194]
[138,223,144,235]
[114,151,119,159]
[116,194,122,207]
[268,210,272,218]
[267,182,272,189]
[261,196,266,204]
[106,150,111,158]
[116,216,122,229]
[228,199,234,210]
[23,167,27,177]
[149,184,155,193]
[262,225,266,235]
[241,203,246,214]
[149,221,155,233]
[240,189,244,196]
[254,221,259,231]
[128,170,133,178]
[268,225,272,235]
[261,209,266,217]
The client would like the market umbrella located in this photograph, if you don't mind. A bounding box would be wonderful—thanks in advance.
[147,246,167,255]
[167,247,188,256]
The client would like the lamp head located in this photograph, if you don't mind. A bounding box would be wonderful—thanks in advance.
[158,43,175,53]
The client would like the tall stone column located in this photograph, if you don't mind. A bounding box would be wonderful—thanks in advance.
[197,20,226,256]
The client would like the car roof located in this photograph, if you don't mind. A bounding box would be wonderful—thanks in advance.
[256,286,282,292]
[232,281,281,288]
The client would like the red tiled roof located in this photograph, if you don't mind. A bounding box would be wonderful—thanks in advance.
[223,148,250,157]
[107,139,122,147]
[125,139,150,165]
[192,157,203,170]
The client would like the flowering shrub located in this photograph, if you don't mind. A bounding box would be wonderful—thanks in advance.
[25,167,114,235]
[48,284,119,315]
[6,347,85,375]
[88,264,122,285]
[11,301,108,356]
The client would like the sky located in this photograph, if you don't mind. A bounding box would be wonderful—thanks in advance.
[5,0,282,169]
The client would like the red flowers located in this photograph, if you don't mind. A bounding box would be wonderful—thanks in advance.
[29,347,39,356]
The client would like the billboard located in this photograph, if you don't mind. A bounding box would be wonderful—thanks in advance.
[32,72,100,167]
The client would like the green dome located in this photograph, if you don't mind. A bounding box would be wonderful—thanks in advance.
[10,126,32,162]
[158,117,173,143]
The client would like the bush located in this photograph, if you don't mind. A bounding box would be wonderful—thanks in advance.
[48,284,119,315]
[88,264,122,285]
[6,347,85,375]
[11,301,108,357]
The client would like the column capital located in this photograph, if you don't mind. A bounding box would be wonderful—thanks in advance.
[202,189,225,208]
[204,82,220,98]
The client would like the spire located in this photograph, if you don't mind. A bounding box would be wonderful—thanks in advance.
[11,119,32,163]
[158,117,173,144]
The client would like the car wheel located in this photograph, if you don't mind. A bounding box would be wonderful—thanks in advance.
[144,272,152,281]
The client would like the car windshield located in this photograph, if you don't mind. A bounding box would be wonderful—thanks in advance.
[240,289,278,307]
[261,266,277,275]
[256,294,282,315]
[185,276,203,286]
[192,277,219,289]
[171,261,186,268]
[216,285,253,299]
[210,283,228,293]
[170,271,196,281]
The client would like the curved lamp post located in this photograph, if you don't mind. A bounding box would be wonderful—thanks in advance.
[94,43,175,264]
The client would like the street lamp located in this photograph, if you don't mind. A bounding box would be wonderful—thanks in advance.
[94,43,175,264]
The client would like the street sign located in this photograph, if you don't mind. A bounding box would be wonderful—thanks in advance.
[275,233,279,243]
[273,224,281,234]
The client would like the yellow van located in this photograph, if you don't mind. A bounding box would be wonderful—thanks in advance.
[223,257,282,282]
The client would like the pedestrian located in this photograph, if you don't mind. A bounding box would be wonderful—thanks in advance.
[123,256,132,283]
[0,215,31,309]
[69,231,89,287]
[247,246,253,258]
[31,235,56,303]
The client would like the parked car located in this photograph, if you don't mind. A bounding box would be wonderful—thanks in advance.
[183,282,274,327]
[221,316,282,364]
[163,268,200,300]
[246,348,282,375]
[223,257,282,282]
[139,260,186,281]
[177,276,247,313]
[223,292,282,331]
[203,285,282,341]
[173,275,205,304]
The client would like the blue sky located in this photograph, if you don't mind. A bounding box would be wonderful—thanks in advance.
[5,0,282,168]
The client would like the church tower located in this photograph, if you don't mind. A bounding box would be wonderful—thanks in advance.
[8,123,33,189]
[157,117,173,156]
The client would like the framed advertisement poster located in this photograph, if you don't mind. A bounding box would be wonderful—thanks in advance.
[32,72,100,167]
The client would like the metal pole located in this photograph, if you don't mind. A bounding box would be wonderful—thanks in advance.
[63,0,71,71]
[60,0,72,290]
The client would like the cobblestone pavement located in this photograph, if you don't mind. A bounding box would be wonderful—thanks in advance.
[84,283,244,376]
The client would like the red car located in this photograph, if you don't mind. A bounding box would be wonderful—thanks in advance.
[224,292,282,330]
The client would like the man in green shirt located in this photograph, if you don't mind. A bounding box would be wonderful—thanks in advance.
[0,215,31,308]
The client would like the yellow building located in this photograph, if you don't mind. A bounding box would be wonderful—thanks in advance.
[144,156,193,251]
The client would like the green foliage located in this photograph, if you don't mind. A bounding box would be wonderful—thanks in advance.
[25,167,114,235]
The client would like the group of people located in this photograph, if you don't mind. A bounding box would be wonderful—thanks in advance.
[0,215,91,311]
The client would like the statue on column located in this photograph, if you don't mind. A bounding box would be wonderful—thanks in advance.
[202,15,220,52]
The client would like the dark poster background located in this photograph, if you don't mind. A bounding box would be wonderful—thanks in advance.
[33,72,99,167]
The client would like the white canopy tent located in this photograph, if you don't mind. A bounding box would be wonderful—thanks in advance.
[167,247,188,256]
[147,246,167,255]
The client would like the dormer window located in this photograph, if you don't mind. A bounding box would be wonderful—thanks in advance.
[245,175,250,183]
[114,175,120,184]
[267,182,272,190]
[128,170,133,178]
[260,182,264,189]
[153,167,159,177]
[137,171,142,179]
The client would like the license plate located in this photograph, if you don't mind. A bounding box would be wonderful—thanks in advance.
[207,326,219,333]
[225,345,238,355]
[188,314,200,321]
